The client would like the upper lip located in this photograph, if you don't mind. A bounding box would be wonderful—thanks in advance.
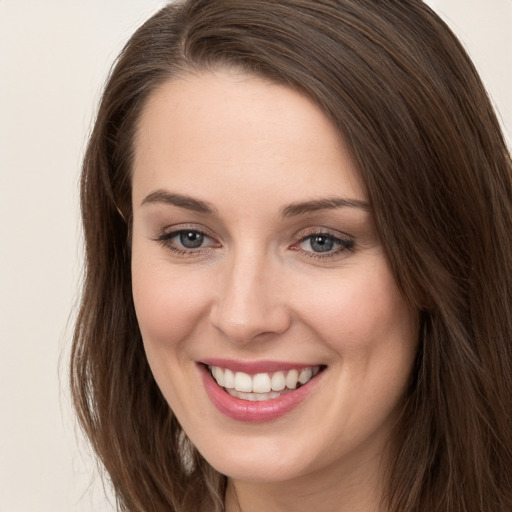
[200,358,324,374]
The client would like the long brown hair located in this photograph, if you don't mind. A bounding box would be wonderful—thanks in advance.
[71,1,512,510]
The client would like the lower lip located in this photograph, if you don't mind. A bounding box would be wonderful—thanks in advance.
[199,364,323,423]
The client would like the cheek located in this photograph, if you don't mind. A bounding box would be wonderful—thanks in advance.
[292,260,419,422]
[131,254,212,351]
[131,255,215,417]
[295,265,414,353]
[294,266,417,454]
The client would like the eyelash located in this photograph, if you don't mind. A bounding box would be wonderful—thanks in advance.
[294,231,355,259]
[155,227,355,259]
[155,227,218,256]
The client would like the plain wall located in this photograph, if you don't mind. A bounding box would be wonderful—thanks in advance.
[0,1,510,511]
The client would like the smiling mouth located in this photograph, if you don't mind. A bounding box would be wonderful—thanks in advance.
[206,364,325,402]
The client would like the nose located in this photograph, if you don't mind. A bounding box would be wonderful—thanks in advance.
[209,248,291,345]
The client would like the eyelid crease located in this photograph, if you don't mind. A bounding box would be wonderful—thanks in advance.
[155,222,218,240]
[299,232,354,245]
[293,225,355,243]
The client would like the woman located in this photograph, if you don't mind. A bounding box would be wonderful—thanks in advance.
[71,1,512,511]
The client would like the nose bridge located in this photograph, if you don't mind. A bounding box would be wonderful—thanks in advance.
[211,242,290,343]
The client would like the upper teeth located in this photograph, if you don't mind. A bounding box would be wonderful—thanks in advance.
[209,365,320,393]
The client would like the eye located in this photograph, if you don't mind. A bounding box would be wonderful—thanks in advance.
[294,231,354,258]
[301,234,337,253]
[176,230,206,249]
[156,227,220,254]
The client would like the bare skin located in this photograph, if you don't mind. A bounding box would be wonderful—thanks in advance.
[131,69,418,512]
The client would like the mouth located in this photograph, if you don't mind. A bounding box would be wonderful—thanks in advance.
[207,364,323,401]
[198,360,326,422]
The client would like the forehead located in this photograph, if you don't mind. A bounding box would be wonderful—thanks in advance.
[132,70,365,207]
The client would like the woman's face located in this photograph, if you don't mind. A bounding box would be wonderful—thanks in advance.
[131,70,418,485]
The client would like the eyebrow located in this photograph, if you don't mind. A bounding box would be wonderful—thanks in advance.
[141,189,370,217]
[281,197,370,218]
[141,190,217,215]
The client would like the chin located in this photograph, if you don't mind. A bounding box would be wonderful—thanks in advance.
[203,444,315,483]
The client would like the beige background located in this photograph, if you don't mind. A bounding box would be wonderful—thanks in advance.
[0,1,510,511]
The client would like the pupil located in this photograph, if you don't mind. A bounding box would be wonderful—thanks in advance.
[180,231,204,248]
[311,235,334,253]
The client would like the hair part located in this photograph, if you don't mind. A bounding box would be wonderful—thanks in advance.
[71,1,512,510]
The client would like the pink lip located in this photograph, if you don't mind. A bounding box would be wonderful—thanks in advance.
[198,363,325,423]
[201,358,318,374]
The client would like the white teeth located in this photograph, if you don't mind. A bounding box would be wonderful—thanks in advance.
[234,371,253,392]
[226,389,285,401]
[252,373,271,393]
[212,366,224,387]
[298,367,313,384]
[224,368,235,389]
[209,365,321,397]
[271,371,286,391]
[285,369,299,389]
